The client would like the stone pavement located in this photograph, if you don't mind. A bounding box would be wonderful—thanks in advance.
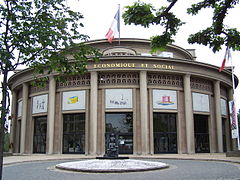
[3,153,240,165]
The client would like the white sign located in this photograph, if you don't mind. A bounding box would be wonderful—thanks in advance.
[153,89,177,109]
[17,101,22,118]
[192,93,209,112]
[220,98,228,116]
[105,89,132,109]
[229,100,239,139]
[62,90,86,110]
[32,94,48,114]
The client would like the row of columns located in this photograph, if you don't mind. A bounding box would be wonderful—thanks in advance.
[12,71,226,154]
[14,78,57,154]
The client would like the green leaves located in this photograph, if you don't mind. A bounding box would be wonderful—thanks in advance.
[187,0,240,52]
[123,0,184,50]
[123,2,155,28]
[124,0,240,53]
[0,0,100,76]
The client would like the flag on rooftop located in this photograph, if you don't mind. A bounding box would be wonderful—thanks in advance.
[105,8,120,43]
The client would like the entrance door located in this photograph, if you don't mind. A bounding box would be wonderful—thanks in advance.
[33,116,47,153]
[194,115,210,153]
[63,113,85,154]
[153,113,177,153]
[105,113,133,154]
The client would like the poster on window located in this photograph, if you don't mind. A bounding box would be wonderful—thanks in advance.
[192,92,209,112]
[153,89,177,109]
[62,90,86,110]
[229,100,239,139]
[32,94,48,114]
[221,98,228,115]
[105,89,132,109]
[17,100,22,118]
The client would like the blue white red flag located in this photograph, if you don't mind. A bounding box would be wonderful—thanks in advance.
[219,47,230,72]
[105,9,120,43]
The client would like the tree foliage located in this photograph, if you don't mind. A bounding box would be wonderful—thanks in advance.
[0,0,101,179]
[122,0,240,53]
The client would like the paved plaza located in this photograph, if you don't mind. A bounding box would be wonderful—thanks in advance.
[3,153,240,180]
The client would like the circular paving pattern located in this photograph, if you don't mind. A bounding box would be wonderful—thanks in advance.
[55,159,169,172]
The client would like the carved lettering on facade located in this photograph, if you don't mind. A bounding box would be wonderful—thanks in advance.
[90,63,175,70]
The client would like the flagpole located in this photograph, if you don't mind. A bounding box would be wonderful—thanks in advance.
[229,49,240,150]
[118,4,120,46]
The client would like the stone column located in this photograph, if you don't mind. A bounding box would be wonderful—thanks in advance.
[183,74,195,153]
[20,83,28,154]
[214,80,223,152]
[47,76,56,154]
[10,91,17,153]
[140,71,149,154]
[89,71,98,155]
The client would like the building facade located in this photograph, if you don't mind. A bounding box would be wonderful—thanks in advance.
[8,38,237,155]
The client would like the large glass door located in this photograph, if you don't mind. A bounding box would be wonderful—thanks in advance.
[33,116,47,153]
[63,113,85,154]
[194,115,210,153]
[105,113,133,154]
[153,113,177,153]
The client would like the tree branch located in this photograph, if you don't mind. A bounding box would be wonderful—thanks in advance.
[164,0,178,14]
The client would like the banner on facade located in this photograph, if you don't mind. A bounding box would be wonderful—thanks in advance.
[153,89,177,109]
[17,100,22,118]
[32,94,48,114]
[62,90,86,110]
[220,98,228,116]
[229,100,239,139]
[192,92,209,112]
[105,89,132,109]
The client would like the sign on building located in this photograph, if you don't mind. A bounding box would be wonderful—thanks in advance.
[105,89,132,109]
[32,94,48,114]
[192,92,209,112]
[220,98,228,116]
[153,89,177,109]
[17,100,22,118]
[229,100,239,139]
[62,90,86,110]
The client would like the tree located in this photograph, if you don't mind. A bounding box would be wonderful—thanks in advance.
[0,0,100,179]
[122,0,240,53]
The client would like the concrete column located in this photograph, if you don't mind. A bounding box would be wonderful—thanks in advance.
[20,83,28,154]
[140,71,149,154]
[183,74,195,154]
[89,71,98,155]
[47,76,56,154]
[10,91,17,153]
[214,80,223,152]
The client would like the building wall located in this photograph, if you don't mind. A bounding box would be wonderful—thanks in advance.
[8,39,235,155]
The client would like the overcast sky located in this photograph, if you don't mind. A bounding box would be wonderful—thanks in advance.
[66,0,240,110]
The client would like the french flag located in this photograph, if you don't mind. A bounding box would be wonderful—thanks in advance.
[219,47,230,72]
[105,9,120,43]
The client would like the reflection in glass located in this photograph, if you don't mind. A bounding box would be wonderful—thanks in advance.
[33,116,47,153]
[194,115,210,153]
[153,113,177,153]
[105,113,133,154]
[63,113,85,154]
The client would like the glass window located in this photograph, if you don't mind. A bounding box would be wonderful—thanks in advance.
[105,113,133,154]
[63,113,85,154]
[194,115,210,153]
[33,116,47,153]
[153,113,177,153]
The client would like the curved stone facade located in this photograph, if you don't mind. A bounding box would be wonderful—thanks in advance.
[8,38,236,155]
